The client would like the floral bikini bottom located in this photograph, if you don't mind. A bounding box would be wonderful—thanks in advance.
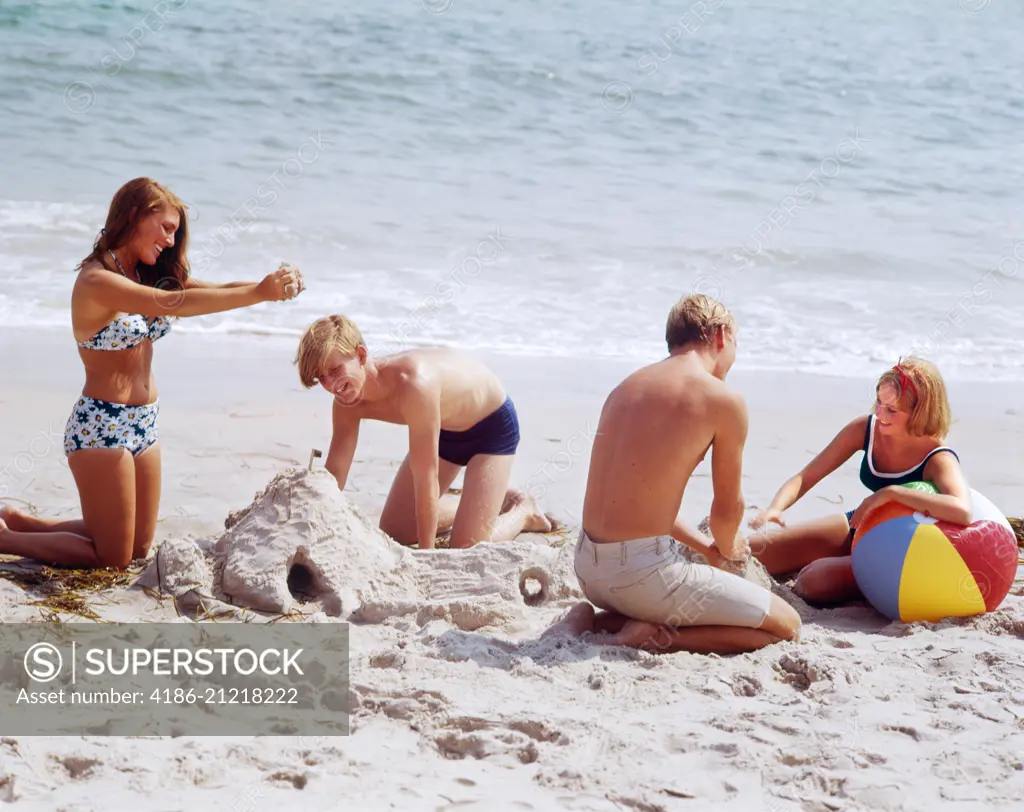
[63,395,160,457]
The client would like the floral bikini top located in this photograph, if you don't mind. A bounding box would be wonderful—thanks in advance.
[76,249,173,351]
[77,313,172,351]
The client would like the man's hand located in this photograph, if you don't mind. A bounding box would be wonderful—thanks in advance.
[704,540,751,576]
[722,534,751,564]
[701,543,728,569]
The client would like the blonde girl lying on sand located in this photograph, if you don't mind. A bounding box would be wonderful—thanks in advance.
[748,357,972,604]
[0,177,304,570]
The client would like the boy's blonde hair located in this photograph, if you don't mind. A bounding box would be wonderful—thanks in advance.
[666,294,736,350]
[295,314,366,388]
[876,356,952,439]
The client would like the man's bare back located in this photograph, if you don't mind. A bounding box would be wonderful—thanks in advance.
[583,354,736,543]
[554,295,801,654]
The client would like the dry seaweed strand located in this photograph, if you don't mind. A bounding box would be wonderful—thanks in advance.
[29,595,99,620]
[1009,516,1023,545]
[268,608,307,624]
[1010,517,1024,566]
[0,562,145,619]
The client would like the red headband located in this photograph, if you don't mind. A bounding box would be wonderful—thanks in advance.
[892,357,919,400]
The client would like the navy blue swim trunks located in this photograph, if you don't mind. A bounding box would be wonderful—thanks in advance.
[438,396,520,466]
[844,508,856,545]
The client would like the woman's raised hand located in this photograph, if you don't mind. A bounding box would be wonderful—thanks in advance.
[257,262,306,302]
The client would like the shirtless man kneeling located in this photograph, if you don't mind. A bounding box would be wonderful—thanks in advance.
[296,314,552,549]
[550,295,801,654]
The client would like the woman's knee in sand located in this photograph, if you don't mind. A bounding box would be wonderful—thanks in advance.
[792,556,855,604]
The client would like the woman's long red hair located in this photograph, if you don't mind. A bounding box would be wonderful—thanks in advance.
[78,177,191,290]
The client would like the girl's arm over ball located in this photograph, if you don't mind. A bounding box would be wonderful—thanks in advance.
[851,452,972,528]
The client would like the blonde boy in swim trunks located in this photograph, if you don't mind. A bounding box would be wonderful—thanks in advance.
[295,315,552,549]
[550,295,801,654]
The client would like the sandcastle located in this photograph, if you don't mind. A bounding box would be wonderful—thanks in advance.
[143,466,780,627]
[144,468,589,629]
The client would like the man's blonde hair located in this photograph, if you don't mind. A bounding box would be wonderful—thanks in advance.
[295,314,366,388]
[876,356,952,439]
[666,294,736,350]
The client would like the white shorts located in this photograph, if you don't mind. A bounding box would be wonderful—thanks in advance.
[573,530,771,629]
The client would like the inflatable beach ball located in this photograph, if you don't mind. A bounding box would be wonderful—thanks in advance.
[851,482,1018,623]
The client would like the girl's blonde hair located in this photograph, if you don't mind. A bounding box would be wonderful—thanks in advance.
[295,314,366,388]
[876,356,951,439]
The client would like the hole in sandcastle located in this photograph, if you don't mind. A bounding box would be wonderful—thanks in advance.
[286,549,341,616]
[519,567,549,607]
[287,563,318,602]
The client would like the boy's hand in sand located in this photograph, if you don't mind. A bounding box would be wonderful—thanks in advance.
[749,507,786,530]
[257,264,304,302]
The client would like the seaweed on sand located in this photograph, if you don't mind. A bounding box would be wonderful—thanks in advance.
[0,562,145,620]
[1010,517,1023,564]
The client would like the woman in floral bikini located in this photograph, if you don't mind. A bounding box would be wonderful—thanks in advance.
[0,178,304,569]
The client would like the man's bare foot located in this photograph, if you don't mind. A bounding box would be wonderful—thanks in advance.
[606,618,671,650]
[540,602,596,639]
[543,606,671,652]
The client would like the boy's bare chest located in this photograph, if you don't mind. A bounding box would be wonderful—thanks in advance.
[356,401,407,426]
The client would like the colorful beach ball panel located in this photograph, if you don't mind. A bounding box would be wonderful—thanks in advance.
[934,518,1017,612]
[850,514,919,620]
[851,508,1015,622]
[851,501,907,542]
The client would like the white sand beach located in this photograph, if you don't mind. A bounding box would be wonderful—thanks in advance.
[0,329,1022,811]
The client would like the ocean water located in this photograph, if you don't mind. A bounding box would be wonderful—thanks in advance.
[1,0,1022,380]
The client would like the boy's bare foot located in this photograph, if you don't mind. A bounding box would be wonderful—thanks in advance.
[499,489,552,531]
[500,488,523,514]
[509,491,553,533]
